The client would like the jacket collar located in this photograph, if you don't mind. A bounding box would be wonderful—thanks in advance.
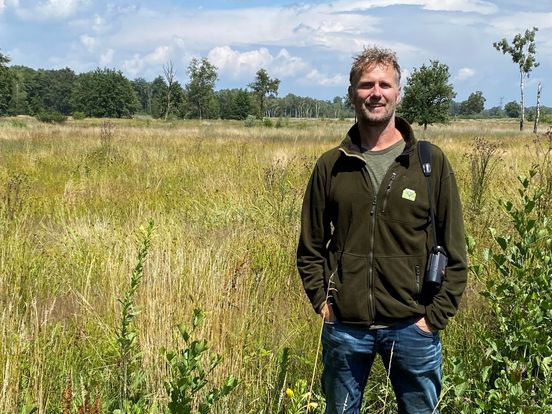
[339,116,416,160]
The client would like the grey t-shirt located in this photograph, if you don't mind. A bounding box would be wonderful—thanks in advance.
[362,139,405,194]
[361,139,406,329]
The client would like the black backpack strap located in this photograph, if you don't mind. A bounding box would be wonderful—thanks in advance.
[417,140,438,248]
[418,140,432,177]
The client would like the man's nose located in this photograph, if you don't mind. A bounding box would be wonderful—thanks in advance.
[370,85,382,99]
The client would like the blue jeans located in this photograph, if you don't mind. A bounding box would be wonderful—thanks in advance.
[321,319,442,414]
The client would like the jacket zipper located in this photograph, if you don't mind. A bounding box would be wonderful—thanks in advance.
[368,194,377,323]
[415,264,421,295]
[381,172,397,213]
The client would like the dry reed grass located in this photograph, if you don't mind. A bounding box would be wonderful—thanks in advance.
[0,116,547,413]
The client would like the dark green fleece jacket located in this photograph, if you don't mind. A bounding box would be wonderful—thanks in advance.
[297,117,467,330]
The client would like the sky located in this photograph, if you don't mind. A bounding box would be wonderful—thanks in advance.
[1,0,552,107]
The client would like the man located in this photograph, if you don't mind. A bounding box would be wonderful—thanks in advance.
[296,46,467,414]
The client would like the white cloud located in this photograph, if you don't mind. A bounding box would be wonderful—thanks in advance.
[15,0,89,20]
[420,0,497,14]
[305,69,346,87]
[146,46,170,65]
[207,46,310,79]
[121,46,171,77]
[110,5,382,53]
[122,54,144,77]
[272,49,308,77]
[109,0,483,60]
[92,14,107,32]
[490,12,552,35]
[100,48,114,66]
[208,46,273,77]
[79,34,96,51]
[456,67,476,80]
[1,0,20,13]
[328,0,497,15]
[207,45,342,87]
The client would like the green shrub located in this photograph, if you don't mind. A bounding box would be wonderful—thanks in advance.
[244,115,257,127]
[113,220,154,412]
[446,171,552,413]
[36,111,67,124]
[263,117,274,127]
[162,309,239,413]
[275,117,289,128]
[72,111,86,120]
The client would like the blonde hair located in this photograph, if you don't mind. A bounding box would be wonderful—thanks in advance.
[349,46,401,86]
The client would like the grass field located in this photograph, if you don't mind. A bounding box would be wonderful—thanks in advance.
[1,116,551,413]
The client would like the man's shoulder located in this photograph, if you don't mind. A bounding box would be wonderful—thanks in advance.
[416,141,455,178]
[315,145,343,168]
[415,140,449,161]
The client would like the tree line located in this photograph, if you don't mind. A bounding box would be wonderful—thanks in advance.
[0,27,549,128]
[0,52,354,121]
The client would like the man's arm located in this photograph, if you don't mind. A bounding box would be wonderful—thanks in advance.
[424,151,468,330]
[297,160,332,314]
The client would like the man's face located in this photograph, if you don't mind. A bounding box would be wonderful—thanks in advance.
[348,64,401,125]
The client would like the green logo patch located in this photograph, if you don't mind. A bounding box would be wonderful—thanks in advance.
[402,188,416,202]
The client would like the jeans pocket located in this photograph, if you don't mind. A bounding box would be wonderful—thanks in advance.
[412,322,437,338]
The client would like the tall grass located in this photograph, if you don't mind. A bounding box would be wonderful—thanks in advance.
[0,117,549,413]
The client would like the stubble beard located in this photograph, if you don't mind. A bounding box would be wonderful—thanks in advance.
[356,102,395,126]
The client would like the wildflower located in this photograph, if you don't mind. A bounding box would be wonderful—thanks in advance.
[307,401,318,409]
[285,388,294,398]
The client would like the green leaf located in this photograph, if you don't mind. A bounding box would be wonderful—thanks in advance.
[192,308,205,329]
[496,236,509,250]
[177,323,190,343]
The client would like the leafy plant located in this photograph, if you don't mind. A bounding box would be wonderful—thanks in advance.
[162,309,238,414]
[280,379,323,414]
[3,171,30,220]
[464,136,502,214]
[36,111,67,123]
[114,219,155,412]
[244,114,257,127]
[531,126,552,216]
[446,170,552,413]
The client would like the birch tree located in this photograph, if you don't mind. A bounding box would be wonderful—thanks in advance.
[162,61,176,120]
[493,27,539,131]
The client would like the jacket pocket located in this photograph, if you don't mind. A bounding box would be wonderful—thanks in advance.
[373,255,425,320]
[331,252,370,323]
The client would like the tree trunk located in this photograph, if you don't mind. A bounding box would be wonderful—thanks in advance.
[165,89,171,120]
[163,61,176,121]
[533,82,542,134]
[519,68,525,131]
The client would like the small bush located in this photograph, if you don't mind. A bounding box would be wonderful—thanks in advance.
[10,119,27,128]
[446,171,552,413]
[163,309,239,413]
[244,115,257,127]
[275,117,289,128]
[36,111,67,124]
[72,111,86,120]
[463,137,502,214]
[263,117,274,128]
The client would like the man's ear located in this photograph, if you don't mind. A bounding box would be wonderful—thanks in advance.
[348,85,353,101]
[396,87,402,104]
